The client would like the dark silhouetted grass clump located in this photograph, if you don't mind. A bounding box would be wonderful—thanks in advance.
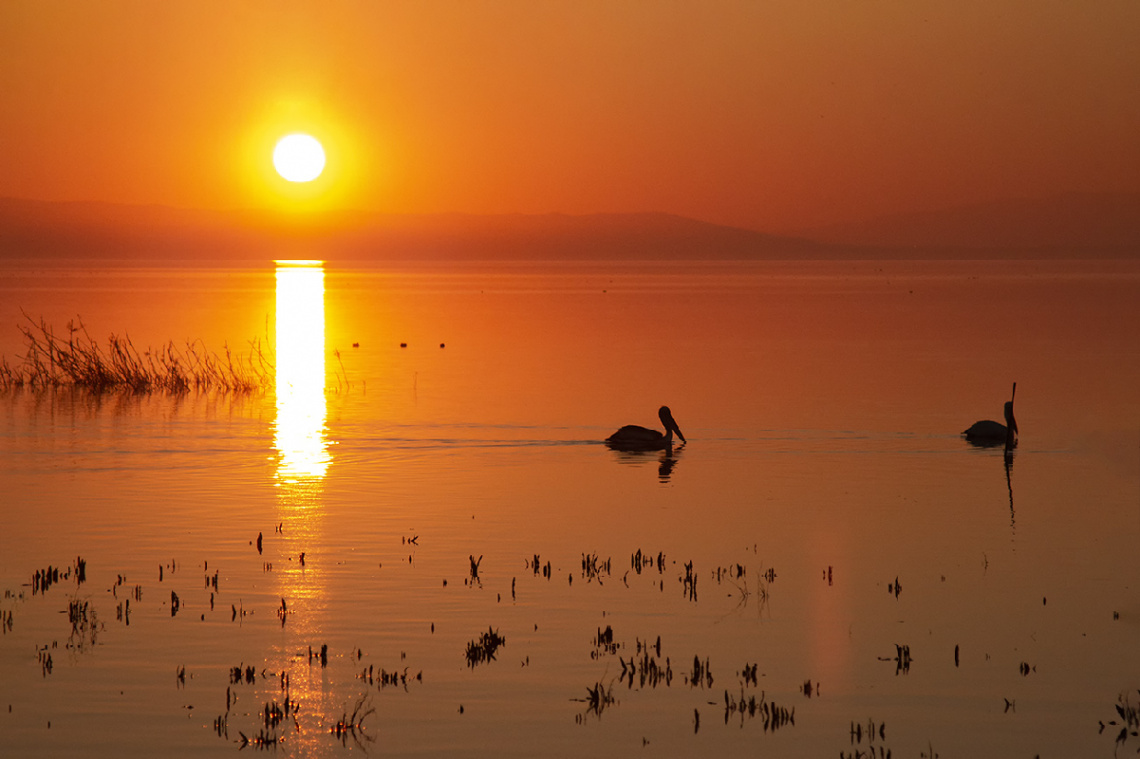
[0,315,271,393]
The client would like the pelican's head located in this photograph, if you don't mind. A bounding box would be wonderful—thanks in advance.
[658,406,686,444]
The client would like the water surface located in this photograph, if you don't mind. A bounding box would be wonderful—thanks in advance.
[1,259,1138,757]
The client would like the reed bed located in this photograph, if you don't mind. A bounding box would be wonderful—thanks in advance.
[0,315,272,393]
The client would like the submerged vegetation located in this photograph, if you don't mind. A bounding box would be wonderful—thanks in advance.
[0,315,271,393]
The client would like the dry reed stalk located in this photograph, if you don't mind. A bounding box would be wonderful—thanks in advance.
[0,314,271,393]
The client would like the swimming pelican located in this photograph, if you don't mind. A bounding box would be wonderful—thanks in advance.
[963,383,1018,448]
[606,406,685,451]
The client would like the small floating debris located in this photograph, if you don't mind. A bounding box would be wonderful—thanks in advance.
[527,554,552,580]
[631,549,666,575]
[38,647,52,677]
[308,644,329,667]
[238,728,277,750]
[618,641,672,690]
[878,644,911,675]
[844,719,888,757]
[724,690,795,731]
[591,625,619,659]
[681,561,697,602]
[687,655,713,689]
[229,664,257,685]
[581,553,611,584]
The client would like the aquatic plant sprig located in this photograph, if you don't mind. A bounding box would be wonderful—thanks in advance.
[0,314,271,393]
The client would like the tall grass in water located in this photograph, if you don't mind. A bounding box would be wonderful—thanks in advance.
[0,316,271,393]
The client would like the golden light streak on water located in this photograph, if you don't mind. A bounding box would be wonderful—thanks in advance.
[274,261,330,482]
[273,261,338,753]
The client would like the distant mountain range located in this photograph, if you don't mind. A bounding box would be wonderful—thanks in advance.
[0,198,837,261]
[1,192,1137,261]
[793,191,1140,255]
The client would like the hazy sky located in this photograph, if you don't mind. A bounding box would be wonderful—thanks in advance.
[2,1,1137,231]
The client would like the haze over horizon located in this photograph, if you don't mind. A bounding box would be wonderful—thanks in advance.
[3,1,1138,240]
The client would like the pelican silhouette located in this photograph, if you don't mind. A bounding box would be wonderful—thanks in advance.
[963,383,1018,448]
[606,406,685,451]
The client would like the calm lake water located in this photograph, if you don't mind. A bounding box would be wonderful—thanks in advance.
[1,258,1138,758]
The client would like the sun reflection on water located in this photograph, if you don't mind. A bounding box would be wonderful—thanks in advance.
[274,261,329,482]
[273,260,337,752]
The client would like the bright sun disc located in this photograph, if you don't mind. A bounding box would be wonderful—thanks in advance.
[273,134,326,183]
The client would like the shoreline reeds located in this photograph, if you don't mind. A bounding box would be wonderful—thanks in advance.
[0,315,271,393]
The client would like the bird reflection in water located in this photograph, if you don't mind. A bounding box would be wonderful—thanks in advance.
[1004,446,1016,530]
[963,384,1018,531]
[607,445,684,484]
[657,447,681,483]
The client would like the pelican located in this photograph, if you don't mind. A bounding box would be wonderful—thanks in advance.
[606,406,685,451]
[963,383,1018,448]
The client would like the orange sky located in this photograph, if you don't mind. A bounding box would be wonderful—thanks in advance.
[2,1,1138,231]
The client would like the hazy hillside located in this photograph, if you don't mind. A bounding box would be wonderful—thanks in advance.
[2,194,1138,260]
[795,192,1140,255]
[0,198,840,261]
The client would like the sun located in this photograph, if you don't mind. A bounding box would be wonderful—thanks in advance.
[273,134,326,183]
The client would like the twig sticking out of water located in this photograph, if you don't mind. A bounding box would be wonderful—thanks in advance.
[724,689,795,731]
[688,655,713,689]
[573,679,617,723]
[237,728,277,751]
[1099,689,1140,748]
[877,644,912,675]
[0,314,271,393]
[591,625,620,659]
[465,627,506,667]
[843,719,889,758]
[631,549,667,575]
[682,561,698,602]
[331,694,375,748]
[581,553,611,584]
[526,554,554,579]
[67,597,101,651]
